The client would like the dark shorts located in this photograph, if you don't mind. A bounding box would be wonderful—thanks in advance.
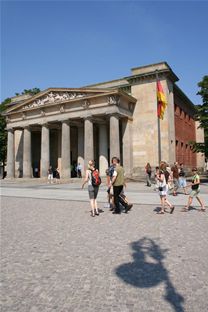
[88,185,99,199]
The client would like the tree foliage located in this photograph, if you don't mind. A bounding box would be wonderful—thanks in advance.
[0,88,40,169]
[15,88,40,97]
[189,76,208,157]
[0,98,11,166]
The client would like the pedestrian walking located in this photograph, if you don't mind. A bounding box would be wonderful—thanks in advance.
[171,162,179,196]
[105,168,114,210]
[76,163,82,178]
[106,159,116,211]
[154,166,160,191]
[82,160,101,217]
[111,157,131,214]
[145,162,152,187]
[54,168,61,183]
[156,168,175,214]
[47,165,53,184]
[178,163,188,195]
[182,168,205,212]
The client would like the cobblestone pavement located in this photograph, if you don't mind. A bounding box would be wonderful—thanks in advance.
[1,180,207,207]
[1,191,208,312]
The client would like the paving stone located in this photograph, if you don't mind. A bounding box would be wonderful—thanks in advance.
[1,181,208,312]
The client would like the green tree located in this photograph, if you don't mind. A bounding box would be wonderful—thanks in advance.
[0,88,40,175]
[21,88,40,95]
[189,76,208,157]
[0,98,11,173]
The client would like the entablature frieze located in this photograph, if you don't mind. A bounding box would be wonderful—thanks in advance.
[6,106,133,130]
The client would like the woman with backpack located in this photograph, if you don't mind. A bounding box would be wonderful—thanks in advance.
[82,160,101,217]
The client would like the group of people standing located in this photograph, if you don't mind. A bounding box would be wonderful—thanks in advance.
[145,161,205,214]
[82,157,132,217]
[47,166,60,184]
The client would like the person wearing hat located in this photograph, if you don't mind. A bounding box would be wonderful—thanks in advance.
[182,168,205,212]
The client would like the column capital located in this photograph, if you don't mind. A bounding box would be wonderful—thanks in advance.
[23,125,31,130]
[83,115,93,122]
[7,128,14,134]
[61,119,70,125]
[40,123,49,128]
[106,113,120,120]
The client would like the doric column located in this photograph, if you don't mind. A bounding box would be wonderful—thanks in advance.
[7,128,15,178]
[110,114,120,161]
[77,126,84,173]
[99,123,108,175]
[122,119,132,176]
[57,127,62,170]
[61,120,71,178]
[84,118,94,169]
[41,124,50,177]
[23,127,32,178]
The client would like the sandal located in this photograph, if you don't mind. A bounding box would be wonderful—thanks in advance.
[198,208,206,212]
[157,210,165,214]
[181,207,189,212]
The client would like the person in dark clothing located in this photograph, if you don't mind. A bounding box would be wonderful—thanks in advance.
[145,162,152,187]
[111,157,131,214]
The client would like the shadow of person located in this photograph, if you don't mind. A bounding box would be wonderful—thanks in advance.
[115,237,184,312]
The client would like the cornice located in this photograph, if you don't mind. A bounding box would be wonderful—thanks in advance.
[125,69,179,85]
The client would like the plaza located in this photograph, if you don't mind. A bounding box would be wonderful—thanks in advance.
[1,179,208,312]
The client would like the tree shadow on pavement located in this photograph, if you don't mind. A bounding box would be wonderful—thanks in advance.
[115,237,185,312]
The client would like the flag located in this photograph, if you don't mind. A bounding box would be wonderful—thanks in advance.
[157,80,167,120]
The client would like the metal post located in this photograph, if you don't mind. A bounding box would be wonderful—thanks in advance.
[156,70,161,164]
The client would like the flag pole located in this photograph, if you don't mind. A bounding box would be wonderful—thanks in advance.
[156,70,162,164]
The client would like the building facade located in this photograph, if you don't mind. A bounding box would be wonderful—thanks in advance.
[4,62,204,178]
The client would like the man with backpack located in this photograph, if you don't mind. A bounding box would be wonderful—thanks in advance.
[111,157,131,214]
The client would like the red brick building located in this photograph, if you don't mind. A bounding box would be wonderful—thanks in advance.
[174,86,197,168]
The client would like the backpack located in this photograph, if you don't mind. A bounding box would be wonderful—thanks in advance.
[147,168,152,174]
[108,165,115,178]
[91,169,101,186]
[164,170,170,183]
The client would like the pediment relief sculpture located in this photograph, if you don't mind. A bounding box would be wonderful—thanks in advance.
[108,95,120,106]
[59,105,65,113]
[82,100,90,109]
[22,113,26,120]
[22,91,87,110]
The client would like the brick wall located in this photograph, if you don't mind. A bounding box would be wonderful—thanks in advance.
[174,104,196,168]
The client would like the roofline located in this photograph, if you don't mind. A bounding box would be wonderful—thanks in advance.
[84,78,127,88]
[85,62,179,88]
[131,61,173,72]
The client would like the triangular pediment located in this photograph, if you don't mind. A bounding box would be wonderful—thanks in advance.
[5,87,114,114]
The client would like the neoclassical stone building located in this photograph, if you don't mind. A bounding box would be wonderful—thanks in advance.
[4,62,204,178]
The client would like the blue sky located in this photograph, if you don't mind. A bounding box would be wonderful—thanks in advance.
[1,0,208,104]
